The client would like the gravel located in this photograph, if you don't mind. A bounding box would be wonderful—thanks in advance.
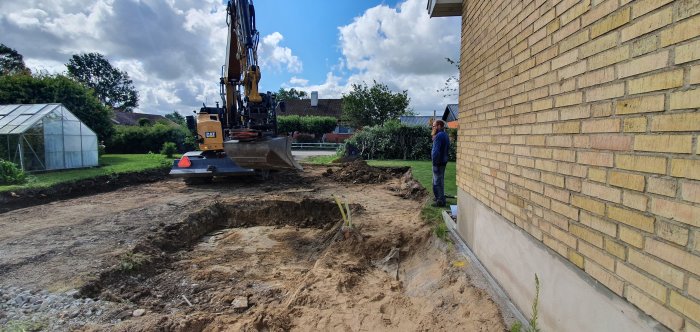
[0,286,130,331]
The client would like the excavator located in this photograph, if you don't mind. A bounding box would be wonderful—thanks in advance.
[170,0,302,183]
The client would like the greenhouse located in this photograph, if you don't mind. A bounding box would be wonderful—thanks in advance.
[0,104,99,172]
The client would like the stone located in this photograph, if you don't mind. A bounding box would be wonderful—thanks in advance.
[231,296,248,309]
[132,308,146,317]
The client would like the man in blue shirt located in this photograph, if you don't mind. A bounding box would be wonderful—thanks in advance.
[431,120,450,207]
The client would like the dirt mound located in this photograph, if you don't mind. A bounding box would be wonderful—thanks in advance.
[0,168,169,214]
[322,159,408,184]
[389,169,428,200]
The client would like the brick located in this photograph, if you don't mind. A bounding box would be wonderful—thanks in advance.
[555,92,583,107]
[566,177,582,192]
[583,181,621,203]
[633,135,693,154]
[681,181,700,204]
[617,50,669,78]
[670,159,700,180]
[691,64,700,84]
[628,249,685,288]
[560,29,590,53]
[582,118,620,133]
[572,195,606,215]
[581,211,617,236]
[589,134,633,151]
[695,231,700,251]
[623,117,647,133]
[582,0,619,27]
[568,249,585,268]
[542,172,565,187]
[608,205,655,232]
[669,89,700,110]
[628,69,684,94]
[581,241,616,270]
[580,32,618,58]
[669,291,700,323]
[577,151,614,167]
[622,190,648,211]
[560,105,590,120]
[587,260,624,295]
[690,277,700,301]
[626,286,684,332]
[617,263,667,301]
[616,154,666,174]
[631,35,658,57]
[645,238,700,275]
[674,0,700,20]
[647,177,678,197]
[559,60,587,80]
[656,220,689,246]
[589,46,630,70]
[632,0,674,18]
[585,83,625,102]
[615,94,665,115]
[551,49,578,70]
[591,102,613,117]
[578,67,615,88]
[553,149,576,162]
[590,8,630,38]
[650,113,700,132]
[604,237,626,259]
[560,0,591,25]
[659,14,700,47]
[620,7,673,42]
[609,171,645,191]
[675,39,700,64]
[551,199,579,220]
[651,197,700,227]
[588,168,607,182]
[552,121,581,134]
[620,225,644,248]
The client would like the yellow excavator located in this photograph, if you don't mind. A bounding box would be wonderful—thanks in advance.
[170,0,302,183]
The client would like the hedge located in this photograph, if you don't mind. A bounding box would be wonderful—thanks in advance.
[107,123,195,154]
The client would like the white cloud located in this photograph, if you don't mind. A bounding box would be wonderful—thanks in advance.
[258,32,302,73]
[286,0,460,113]
[288,76,309,86]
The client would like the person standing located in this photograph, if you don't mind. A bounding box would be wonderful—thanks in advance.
[431,119,450,207]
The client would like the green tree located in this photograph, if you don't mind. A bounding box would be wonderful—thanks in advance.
[0,74,115,140]
[438,57,459,98]
[66,53,139,112]
[277,87,308,101]
[341,81,412,128]
[0,44,30,76]
[165,111,186,126]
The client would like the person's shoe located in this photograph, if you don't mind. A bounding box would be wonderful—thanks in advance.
[431,201,446,207]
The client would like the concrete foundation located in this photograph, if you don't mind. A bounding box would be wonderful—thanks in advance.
[456,188,668,332]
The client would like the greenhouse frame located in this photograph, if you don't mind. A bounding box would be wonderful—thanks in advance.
[0,104,99,172]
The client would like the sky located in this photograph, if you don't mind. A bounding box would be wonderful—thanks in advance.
[0,0,460,116]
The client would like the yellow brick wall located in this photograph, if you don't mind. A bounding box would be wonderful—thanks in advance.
[457,0,700,330]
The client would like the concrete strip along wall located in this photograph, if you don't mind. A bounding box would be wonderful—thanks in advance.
[453,0,700,331]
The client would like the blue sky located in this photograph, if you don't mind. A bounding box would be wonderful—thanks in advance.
[0,0,460,115]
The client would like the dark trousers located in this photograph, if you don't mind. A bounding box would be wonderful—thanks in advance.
[432,165,446,204]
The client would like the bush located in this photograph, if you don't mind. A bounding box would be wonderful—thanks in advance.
[107,123,195,154]
[294,134,316,143]
[160,142,177,158]
[343,121,457,161]
[0,159,27,185]
[278,115,337,138]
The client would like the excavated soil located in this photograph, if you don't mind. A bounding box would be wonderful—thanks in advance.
[0,165,505,331]
[322,159,408,184]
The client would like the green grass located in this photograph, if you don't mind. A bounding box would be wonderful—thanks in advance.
[304,154,338,165]
[0,154,173,193]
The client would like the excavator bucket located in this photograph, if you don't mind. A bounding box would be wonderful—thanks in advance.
[224,136,303,170]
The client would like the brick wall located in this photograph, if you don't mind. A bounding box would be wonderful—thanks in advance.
[457,0,700,330]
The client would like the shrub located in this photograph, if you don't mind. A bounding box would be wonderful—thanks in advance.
[160,142,177,158]
[294,134,316,143]
[107,123,195,154]
[137,118,152,126]
[0,159,27,185]
[278,115,337,138]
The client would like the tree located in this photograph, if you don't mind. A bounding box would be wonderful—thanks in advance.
[277,87,308,101]
[277,115,337,139]
[0,74,115,141]
[0,44,30,76]
[165,111,186,126]
[66,53,139,112]
[438,57,459,98]
[341,81,412,128]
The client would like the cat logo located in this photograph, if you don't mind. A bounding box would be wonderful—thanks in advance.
[205,132,217,138]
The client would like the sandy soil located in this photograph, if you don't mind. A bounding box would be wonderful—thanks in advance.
[0,165,505,331]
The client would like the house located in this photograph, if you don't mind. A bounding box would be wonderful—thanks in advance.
[441,104,458,128]
[112,111,173,126]
[399,115,435,127]
[429,1,700,331]
[281,92,353,143]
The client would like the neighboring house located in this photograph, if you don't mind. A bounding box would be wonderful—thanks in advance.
[399,115,435,127]
[282,94,353,143]
[441,104,459,129]
[112,111,173,126]
[429,1,700,331]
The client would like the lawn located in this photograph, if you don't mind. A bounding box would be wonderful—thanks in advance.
[0,154,173,192]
